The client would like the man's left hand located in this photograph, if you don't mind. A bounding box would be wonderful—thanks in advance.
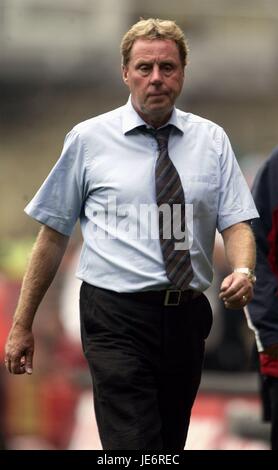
[219,272,253,309]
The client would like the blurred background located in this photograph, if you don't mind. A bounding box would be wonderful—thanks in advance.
[1,0,277,450]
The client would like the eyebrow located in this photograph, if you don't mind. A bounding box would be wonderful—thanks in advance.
[135,58,176,65]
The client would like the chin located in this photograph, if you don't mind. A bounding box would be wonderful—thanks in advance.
[149,105,171,116]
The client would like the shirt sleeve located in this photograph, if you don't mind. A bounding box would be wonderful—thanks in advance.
[216,128,259,232]
[25,129,88,235]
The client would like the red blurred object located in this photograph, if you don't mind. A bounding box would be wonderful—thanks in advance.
[260,352,278,378]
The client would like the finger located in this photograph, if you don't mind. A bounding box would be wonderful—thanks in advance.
[25,351,33,375]
[224,294,249,309]
[219,282,245,299]
[19,364,27,374]
[20,357,28,374]
[224,279,247,293]
[4,357,11,373]
[10,365,26,374]
[223,288,247,304]
[219,274,234,293]
[220,289,243,301]
[224,302,243,310]
[19,356,29,374]
[224,299,244,309]
[219,280,232,293]
[221,281,252,301]
[11,356,26,374]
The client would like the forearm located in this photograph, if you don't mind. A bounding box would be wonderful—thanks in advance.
[219,222,256,309]
[13,225,69,330]
[221,222,256,271]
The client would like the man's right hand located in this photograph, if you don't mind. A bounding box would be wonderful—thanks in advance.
[4,325,34,375]
[4,226,69,376]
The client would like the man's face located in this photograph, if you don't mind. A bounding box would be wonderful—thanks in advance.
[122,39,185,127]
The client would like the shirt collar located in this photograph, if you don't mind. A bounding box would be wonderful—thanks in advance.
[122,96,184,135]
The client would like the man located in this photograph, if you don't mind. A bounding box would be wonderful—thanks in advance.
[246,147,278,450]
[5,18,258,450]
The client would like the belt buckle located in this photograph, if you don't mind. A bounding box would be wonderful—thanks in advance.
[164,289,182,306]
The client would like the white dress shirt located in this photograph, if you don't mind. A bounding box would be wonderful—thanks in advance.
[25,98,258,292]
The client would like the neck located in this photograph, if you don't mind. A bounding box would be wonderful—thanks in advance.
[131,100,173,128]
[143,115,171,128]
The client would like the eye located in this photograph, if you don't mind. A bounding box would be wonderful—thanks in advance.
[137,64,152,74]
[162,64,174,73]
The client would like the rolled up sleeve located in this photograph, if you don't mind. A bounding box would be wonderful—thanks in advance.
[25,130,88,235]
[216,128,259,232]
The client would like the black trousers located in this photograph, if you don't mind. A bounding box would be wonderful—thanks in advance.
[80,283,212,450]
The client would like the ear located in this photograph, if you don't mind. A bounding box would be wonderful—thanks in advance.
[122,65,129,86]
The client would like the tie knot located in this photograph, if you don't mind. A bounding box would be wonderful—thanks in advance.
[141,125,172,150]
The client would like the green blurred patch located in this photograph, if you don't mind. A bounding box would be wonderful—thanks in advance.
[0,239,35,280]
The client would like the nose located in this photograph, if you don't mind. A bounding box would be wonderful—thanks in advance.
[150,65,162,84]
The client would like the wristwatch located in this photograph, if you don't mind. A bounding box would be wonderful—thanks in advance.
[233,267,256,284]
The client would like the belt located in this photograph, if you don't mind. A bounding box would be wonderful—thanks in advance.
[120,288,202,307]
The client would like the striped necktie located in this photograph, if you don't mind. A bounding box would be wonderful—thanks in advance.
[142,125,193,290]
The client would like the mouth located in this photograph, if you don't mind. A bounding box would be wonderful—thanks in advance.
[147,93,167,99]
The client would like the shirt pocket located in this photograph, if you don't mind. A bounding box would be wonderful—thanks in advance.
[181,174,218,217]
